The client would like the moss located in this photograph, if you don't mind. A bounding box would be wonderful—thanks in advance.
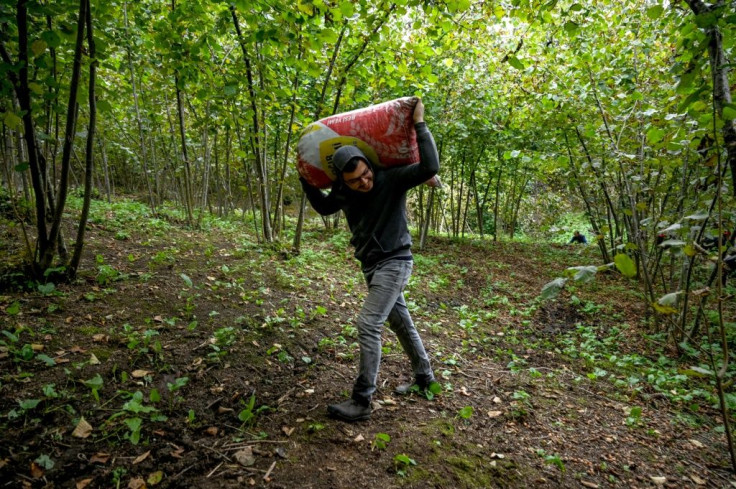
[78,325,101,335]
[90,347,113,362]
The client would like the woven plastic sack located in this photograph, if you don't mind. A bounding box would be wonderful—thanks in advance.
[297,96,437,189]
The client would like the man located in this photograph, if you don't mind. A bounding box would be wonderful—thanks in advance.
[300,99,439,422]
[569,230,587,244]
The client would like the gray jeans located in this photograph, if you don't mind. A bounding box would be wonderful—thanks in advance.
[351,259,433,405]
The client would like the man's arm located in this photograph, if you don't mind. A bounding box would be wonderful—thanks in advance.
[391,100,440,188]
[300,177,342,216]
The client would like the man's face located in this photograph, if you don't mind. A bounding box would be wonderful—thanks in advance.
[343,160,373,192]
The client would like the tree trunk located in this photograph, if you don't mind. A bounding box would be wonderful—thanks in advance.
[230,5,272,242]
[124,2,157,214]
[69,0,96,278]
[42,0,87,272]
[174,73,195,227]
[684,0,736,196]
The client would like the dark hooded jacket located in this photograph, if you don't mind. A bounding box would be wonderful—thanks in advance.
[301,122,439,270]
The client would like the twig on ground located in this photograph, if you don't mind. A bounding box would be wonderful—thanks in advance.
[206,396,223,409]
[206,461,224,478]
[263,461,277,481]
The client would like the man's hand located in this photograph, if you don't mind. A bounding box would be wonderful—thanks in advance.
[413,98,425,124]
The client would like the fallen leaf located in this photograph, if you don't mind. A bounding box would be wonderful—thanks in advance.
[66,316,73,323]
[89,354,101,365]
[31,344,44,352]
[153,430,165,436]
[459,386,471,396]
[217,406,233,414]
[30,462,44,479]
[689,439,704,448]
[381,398,397,405]
[492,396,502,404]
[234,447,255,467]
[92,334,108,342]
[72,417,93,438]
[153,315,163,323]
[70,345,86,353]
[690,475,706,485]
[132,370,151,379]
[133,450,151,465]
[490,453,505,459]
[581,481,599,488]
[650,476,666,485]
[0,459,7,469]
[76,478,93,489]
[90,452,110,464]
[127,477,146,489]
[205,427,218,436]
[303,388,314,395]
[354,434,365,442]
[147,471,164,486]
[488,411,503,418]
[282,426,295,436]
[171,446,185,459]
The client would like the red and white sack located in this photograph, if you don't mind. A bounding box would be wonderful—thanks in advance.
[297,96,439,189]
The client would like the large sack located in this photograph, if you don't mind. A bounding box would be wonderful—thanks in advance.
[297,97,425,189]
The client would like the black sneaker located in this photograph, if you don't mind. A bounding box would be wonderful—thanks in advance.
[394,380,442,399]
[327,399,372,422]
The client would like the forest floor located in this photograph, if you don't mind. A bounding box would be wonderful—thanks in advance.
[1,198,735,489]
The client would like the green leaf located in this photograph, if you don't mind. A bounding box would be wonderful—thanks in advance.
[614,253,637,278]
[723,105,736,121]
[695,12,718,28]
[96,99,113,113]
[507,56,525,70]
[541,278,566,300]
[147,470,164,486]
[685,211,708,221]
[31,39,47,57]
[683,366,714,377]
[38,283,56,295]
[36,354,56,366]
[659,239,686,248]
[3,111,23,130]
[646,5,663,19]
[180,273,193,287]
[34,454,54,470]
[646,127,665,144]
[7,301,20,315]
[567,266,598,283]
[339,1,354,17]
[563,21,579,34]
[84,373,104,390]
[41,30,61,48]
[458,405,474,419]
[19,398,41,410]
[15,163,29,172]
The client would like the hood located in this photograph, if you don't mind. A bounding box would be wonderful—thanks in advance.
[332,145,370,174]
